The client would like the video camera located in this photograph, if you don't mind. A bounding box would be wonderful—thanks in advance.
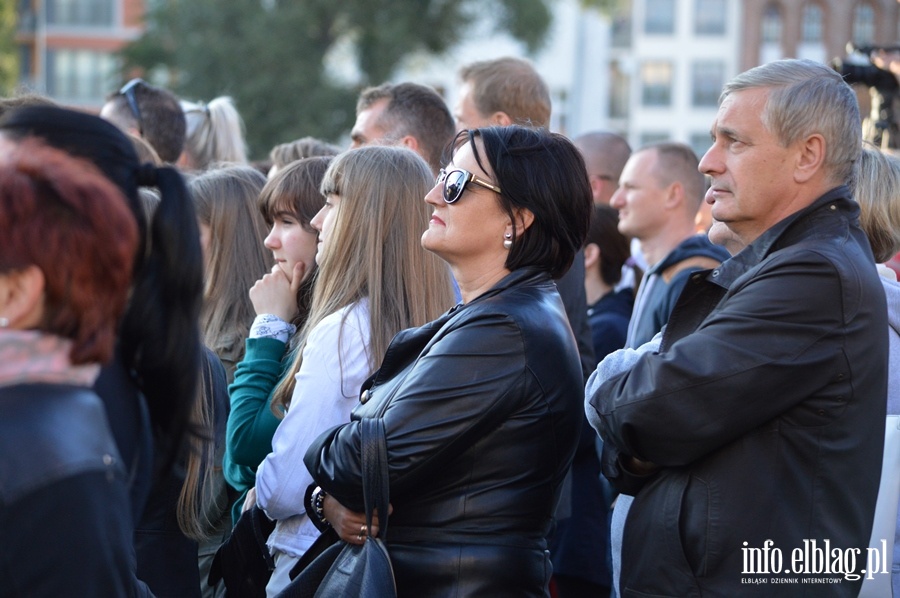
[833,42,900,148]
[832,42,899,95]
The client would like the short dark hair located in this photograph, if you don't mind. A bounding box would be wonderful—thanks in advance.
[107,80,186,163]
[459,126,592,278]
[586,204,630,286]
[639,142,706,213]
[357,82,455,173]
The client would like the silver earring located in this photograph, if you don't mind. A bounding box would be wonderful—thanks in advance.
[0,317,8,328]
[503,232,513,250]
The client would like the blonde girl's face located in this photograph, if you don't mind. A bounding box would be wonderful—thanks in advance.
[310,194,341,266]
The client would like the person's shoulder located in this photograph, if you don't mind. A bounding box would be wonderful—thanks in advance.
[673,234,729,261]
[310,300,370,345]
[0,384,122,504]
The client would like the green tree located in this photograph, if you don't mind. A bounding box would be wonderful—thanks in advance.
[123,0,554,159]
[0,0,18,95]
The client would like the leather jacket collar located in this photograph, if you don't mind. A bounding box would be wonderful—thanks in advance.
[712,185,854,289]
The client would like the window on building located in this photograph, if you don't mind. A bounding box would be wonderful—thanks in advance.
[645,0,676,34]
[640,132,670,147]
[853,3,876,47]
[612,14,632,47]
[761,3,782,43]
[18,45,32,82]
[46,49,116,103]
[609,62,631,119]
[641,61,673,107]
[694,0,726,35]
[45,0,114,26]
[692,61,725,107]
[801,3,823,42]
[690,133,713,159]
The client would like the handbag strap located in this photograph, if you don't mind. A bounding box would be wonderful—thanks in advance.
[360,417,390,539]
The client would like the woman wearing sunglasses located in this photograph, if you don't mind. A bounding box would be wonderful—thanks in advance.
[303,126,592,596]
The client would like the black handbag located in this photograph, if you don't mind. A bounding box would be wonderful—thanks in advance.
[207,504,277,597]
[277,418,396,597]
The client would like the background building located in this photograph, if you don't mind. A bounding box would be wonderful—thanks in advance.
[15,0,144,108]
[11,0,900,152]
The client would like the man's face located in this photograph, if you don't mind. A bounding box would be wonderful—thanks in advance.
[609,149,669,241]
[699,87,798,246]
[454,82,489,132]
[349,98,391,148]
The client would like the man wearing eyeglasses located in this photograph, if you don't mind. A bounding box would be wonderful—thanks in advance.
[100,78,186,164]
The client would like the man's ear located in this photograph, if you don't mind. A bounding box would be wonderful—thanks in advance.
[399,135,420,153]
[0,266,45,329]
[584,243,600,270]
[794,134,826,184]
[663,181,685,210]
[491,112,514,127]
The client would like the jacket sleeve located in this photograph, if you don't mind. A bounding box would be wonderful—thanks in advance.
[587,249,853,467]
[255,309,368,520]
[225,337,287,469]
[305,313,529,511]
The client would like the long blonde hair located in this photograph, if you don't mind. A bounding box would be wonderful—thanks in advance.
[191,166,271,378]
[271,146,454,412]
[181,96,248,170]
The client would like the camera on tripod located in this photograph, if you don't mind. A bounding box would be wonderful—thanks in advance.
[834,43,900,95]
[833,42,900,149]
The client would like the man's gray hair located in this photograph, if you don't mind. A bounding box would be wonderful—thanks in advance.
[722,59,861,186]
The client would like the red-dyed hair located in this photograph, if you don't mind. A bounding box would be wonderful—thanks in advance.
[0,141,139,364]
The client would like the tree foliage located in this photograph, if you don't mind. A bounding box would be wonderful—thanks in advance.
[0,0,18,95]
[123,0,554,158]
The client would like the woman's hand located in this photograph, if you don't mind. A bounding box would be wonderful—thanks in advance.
[242,486,258,514]
[249,263,305,321]
[323,494,392,545]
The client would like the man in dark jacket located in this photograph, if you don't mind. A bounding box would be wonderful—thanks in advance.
[611,141,729,349]
[586,59,888,596]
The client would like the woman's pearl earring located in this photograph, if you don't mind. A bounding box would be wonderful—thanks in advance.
[0,317,8,328]
[503,233,513,250]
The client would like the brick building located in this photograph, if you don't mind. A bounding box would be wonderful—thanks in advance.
[15,0,145,108]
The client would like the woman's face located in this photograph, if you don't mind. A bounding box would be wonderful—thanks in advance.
[310,194,341,266]
[422,139,509,268]
[264,211,318,283]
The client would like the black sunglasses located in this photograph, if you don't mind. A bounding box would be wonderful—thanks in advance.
[436,168,502,204]
[118,78,145,135]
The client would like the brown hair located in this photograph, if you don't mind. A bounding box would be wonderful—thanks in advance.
[459,57,551,128]
[269,137,340,169]
[356,82,455,173]
[853,146,900,263]
[586,204,632,286]
[0,141,138,363]
[257,157,331,330]
[190,166,271,377]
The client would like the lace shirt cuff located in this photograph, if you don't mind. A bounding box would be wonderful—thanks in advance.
[249,314,296,343]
